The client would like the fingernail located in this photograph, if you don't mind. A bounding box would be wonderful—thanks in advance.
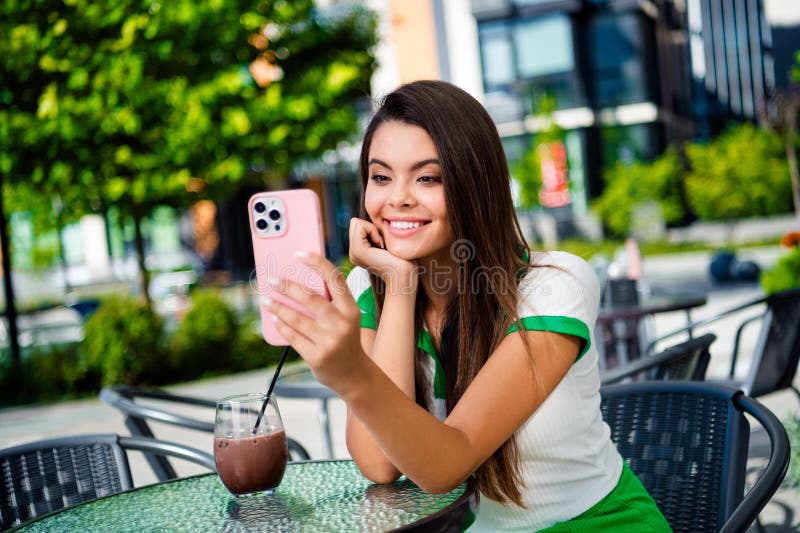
[294,250,309,258]
[269,313,278,322]
[267,277,279,286]
[260,296,272,306]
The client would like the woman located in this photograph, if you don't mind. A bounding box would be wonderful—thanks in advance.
[264,80,669,531]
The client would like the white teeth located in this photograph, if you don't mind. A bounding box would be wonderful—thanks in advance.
[389,221,422,230]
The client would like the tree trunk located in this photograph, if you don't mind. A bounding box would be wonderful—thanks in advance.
[131,206,152,310]
[0,174,22,364]
[101,202,119,281]
[56,221,70,292]
[55,216,71,294]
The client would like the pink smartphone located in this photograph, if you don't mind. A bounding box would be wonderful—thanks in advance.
[248,189,328,345]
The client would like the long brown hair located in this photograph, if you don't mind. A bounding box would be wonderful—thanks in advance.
[358,80,533,506]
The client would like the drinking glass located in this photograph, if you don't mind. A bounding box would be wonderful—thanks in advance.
[214,393,288,496]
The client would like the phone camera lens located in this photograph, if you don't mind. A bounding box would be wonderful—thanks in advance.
[268,209,281,221]
[274,225,281,231]
[256,219,268,230]
[254,202,266,213]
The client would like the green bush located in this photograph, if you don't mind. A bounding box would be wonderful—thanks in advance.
[170,289,239,379]
[592,148,686,237]
[78,295,164,386]
[685,123,791,221]
[761,245,800,294]
[0,343,86,406]
[28,343,88,399]
[229,311,297,372]
[2,288,311,406]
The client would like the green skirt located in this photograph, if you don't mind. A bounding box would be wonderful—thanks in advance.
[538,463,672,532]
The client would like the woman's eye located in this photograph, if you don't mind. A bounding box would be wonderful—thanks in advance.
[370,174,390,184]
[418,175,442,184]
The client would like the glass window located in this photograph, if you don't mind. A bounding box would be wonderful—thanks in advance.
[601,124,656,167]
[478,14,580,116]
[484,89,525,123]
[479,23,515,86]
[589,12,648,106]
[471,0,510,13]
[513,0,556,5]
[501,134,531,165]
[523,74,580,111]
[514,15,574,78]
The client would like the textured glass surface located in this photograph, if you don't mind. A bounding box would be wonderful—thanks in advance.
[16,461,470,532]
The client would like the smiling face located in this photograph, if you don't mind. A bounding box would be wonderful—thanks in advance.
[364,121,455,264]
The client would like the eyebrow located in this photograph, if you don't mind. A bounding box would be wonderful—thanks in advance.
[368,158,440,172]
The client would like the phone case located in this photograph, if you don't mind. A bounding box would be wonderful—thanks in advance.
[249,189,328,346]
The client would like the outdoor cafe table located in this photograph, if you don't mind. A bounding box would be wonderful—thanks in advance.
[596,293,707,370]
[11,460,478,533]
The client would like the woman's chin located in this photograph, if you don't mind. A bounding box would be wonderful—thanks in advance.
[383,244,423,262]
[386,250,418,262]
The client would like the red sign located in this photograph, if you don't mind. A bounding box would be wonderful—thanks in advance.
[538,141,571,208]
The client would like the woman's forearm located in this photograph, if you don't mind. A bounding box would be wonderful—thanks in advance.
[369,288,418,394]
[347,284,419,480]
[343,330,571,493]
[344,356,476,493]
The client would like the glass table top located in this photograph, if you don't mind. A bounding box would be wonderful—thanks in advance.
[14,460,476,532]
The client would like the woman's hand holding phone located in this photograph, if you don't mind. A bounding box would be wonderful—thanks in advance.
[264,252,368,394]
[348,218,417,294]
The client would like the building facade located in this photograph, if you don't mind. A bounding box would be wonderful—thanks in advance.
[313,0,780,243]
[468,0,770,210]
[415,0,777,214]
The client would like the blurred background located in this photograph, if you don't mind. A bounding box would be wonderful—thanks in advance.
[0,0,798,410]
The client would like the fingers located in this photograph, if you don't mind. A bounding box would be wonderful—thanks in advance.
[266,270,360,364]
[263,292,319,333]
[350,218,384,249]
[367,222,384,249]
[267,305,316,355]
[293,251,357,312]
[268,275,331,317]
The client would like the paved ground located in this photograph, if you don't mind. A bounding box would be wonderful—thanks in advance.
[1,246,798,530]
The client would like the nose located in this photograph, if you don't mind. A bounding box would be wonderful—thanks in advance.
[388,180,414,208]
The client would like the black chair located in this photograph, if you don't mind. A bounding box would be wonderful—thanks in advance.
[0,433,216,530]
[100,385,310,482]
[604,278,640,308]
[601,381,790,533]
[601,333,715,385]
[644,287,800,403]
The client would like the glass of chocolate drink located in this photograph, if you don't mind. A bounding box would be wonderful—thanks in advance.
[214,393,289,496]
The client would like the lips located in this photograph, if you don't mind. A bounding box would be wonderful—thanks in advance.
[383,218,430,237]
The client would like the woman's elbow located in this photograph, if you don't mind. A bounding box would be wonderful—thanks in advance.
[355,459,402,484]
[414,475,464,494]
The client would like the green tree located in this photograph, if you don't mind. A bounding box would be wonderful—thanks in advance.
[684,123,791,222]
[1,0,376,312]
[591,147,686,237]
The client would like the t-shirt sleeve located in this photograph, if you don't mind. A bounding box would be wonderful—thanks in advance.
[346,266,377,330]
[508,252,601,361]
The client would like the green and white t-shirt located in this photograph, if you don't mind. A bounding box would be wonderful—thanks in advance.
[346,251,623,531]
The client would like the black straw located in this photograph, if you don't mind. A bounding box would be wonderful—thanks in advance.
[252,345,291,434]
